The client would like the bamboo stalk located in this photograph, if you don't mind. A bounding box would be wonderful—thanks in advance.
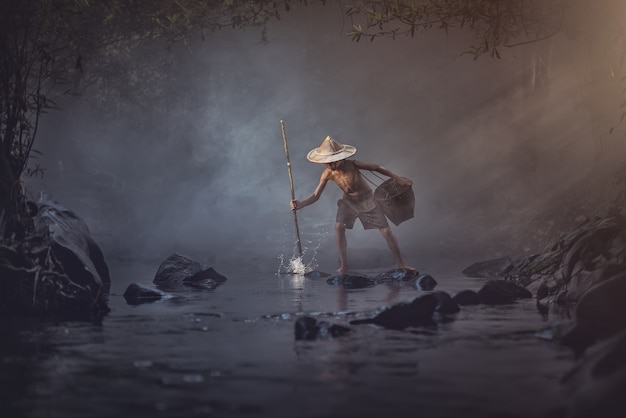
[280,120,303,257]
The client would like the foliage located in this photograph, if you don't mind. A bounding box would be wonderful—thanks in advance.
[344,0,567,58]
[0,0,310,239]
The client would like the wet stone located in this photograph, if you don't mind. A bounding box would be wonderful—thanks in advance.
[375,268,420,283]
[433,291,461,314]
[304,270,331,279]
[350,293,438,330]
[294,316,352,341]
[123,283,167,305]
[575,271,626,341]
[477,279,532,305]
[416,274,437,290]
[153,253,227,290]
[452,289,481,306]
[326,273,377,289]
[462,256,514,279]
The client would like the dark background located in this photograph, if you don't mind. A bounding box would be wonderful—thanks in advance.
[25,3,625,268]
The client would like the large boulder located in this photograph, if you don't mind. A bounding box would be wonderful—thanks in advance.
[0,193,110,319]
[153,253,227,290]
[35,192,110,287]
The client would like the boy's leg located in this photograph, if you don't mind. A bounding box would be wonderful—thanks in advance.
[335,222,348,274]
[379,227,412,270]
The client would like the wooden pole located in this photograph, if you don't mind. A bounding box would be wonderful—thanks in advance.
[280,120,303,258]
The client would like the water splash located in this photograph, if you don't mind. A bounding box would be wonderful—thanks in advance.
[277,253,313,274]
[277,251,319,274]
[277,228,326,274]
[289,256,307,274]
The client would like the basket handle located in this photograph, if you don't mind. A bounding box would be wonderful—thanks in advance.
[362,170,385,188]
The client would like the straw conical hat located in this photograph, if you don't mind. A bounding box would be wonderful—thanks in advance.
[306,136,357,163]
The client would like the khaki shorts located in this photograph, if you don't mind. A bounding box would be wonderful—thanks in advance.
[336,191,389,230]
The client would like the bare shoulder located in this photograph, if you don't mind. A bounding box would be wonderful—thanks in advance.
[319,166,332,181]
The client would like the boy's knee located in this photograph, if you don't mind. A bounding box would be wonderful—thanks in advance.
[335,222,346,232]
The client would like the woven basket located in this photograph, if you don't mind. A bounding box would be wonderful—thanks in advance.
[374,179,415,226]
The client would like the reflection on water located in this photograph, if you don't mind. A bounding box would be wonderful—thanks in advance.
[0,258,575,417]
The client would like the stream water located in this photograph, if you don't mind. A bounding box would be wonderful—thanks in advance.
[1,256,577,418]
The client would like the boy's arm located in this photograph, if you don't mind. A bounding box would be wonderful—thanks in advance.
[291,169,330,211]
[354,160,412,186]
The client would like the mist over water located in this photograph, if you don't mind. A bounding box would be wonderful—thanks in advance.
[26,4,620,271]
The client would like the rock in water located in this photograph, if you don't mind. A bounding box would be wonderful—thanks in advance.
[415,274,437,290]
[326,273,377,289]
[375,268,420,283]
[462,257,513,278]
[304,270,331,279]
[433,291,461,314]
[294,316,352,341]
[477,279,532,305]
[452,289,481,306]
[123,283,167,305]
[153,253,227,290]
[350,293,438,330]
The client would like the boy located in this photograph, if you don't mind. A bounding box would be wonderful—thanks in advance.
[290,136,414,274]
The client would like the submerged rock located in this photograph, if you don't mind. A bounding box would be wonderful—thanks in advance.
[326,273,377,289]
[462,257,513,278]
[452,289,481,306]
[350,293,438,330]
[477,279,532,305]
[153,253,227,290]
[123,283,168,305]
[294,316,352,341]
[415,274,437,290]
[304,270,331,279]
[433,291,461,314]
[375,268,420,283]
